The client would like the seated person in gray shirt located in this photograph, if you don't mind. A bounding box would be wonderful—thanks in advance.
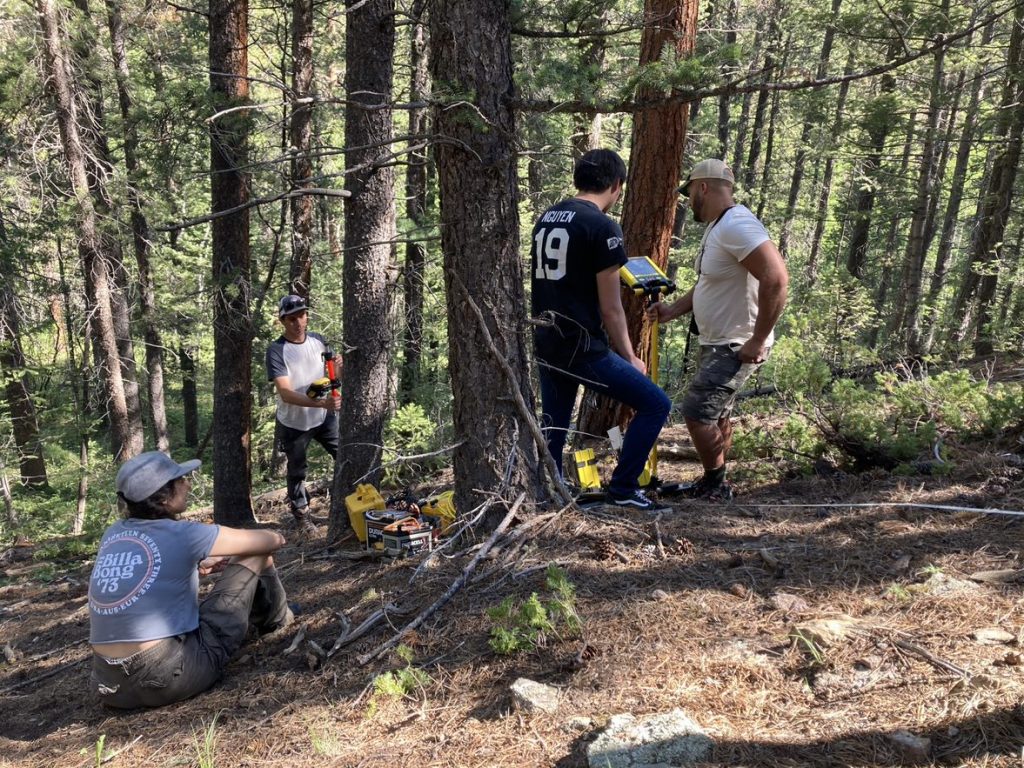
[88,451,294,709]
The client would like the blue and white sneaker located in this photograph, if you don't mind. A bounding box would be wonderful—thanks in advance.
[607,489,662,511]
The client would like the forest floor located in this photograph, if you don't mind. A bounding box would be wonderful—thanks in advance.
[2,425,1024,767]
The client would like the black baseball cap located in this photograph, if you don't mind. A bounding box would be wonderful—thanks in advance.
[278,294,308,318]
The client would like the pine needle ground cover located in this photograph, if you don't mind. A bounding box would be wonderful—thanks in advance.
[2,440,1024,766]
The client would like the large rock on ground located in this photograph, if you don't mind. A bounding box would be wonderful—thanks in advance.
[510,678,560,714]
[587,709,713,767]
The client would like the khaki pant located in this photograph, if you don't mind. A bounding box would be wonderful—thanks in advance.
[91,563,290,709]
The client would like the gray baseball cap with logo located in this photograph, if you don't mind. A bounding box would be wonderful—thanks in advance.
[116,451,201,502]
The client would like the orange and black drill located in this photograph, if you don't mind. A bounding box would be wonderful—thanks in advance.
[305,347,342,403]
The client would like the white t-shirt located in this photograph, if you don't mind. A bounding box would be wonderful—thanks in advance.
[692,205,772,347]
[265,332,329,431]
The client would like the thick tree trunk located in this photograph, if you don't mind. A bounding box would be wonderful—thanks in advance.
[400,11,430,402]
[331,0,398,539]
[105,0,169,451]
[430,0,538,530]
[209,0,255,524]
[289,0,314,296]
[577,0,699,438]
[38,0,140,462]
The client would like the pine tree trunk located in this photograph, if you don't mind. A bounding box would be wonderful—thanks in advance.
[867,109,918,349]
[104,0,170,452]
[430,0,538,530]
[923,26,991,351]
[892,4,950,353]
[69,0,145,451]
[289,0,315,296]
[0,227,48,487]
[807,51,854,279]
[950,4,1024,355]
[756,34,790,220]
[577,0,699,438]
[37,0,140,462]
[209,0,255,524]
[331,0,398,538]
[716,0,740,158]
[400,10,430,402]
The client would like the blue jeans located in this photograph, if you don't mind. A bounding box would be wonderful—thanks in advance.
[538,351,671,495]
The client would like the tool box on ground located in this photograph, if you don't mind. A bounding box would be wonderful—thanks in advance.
[364,509,434,556]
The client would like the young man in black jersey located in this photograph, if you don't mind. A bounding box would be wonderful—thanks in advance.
[531,149,671,510]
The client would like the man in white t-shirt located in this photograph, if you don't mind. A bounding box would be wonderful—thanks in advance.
[265,295,341,533]
[649,159,788,499]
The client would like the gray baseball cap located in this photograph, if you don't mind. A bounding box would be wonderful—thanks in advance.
[116,451,201,502]
[679,158,735,196]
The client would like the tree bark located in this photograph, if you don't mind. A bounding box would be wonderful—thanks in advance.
[922,21,992,352]
[37,0,140,462]
[331,0,398,539]
[951,3,1024,356]
[807,51,854,280]
[289,0,315,296]
[0,220,48,487]
[430,0,539,531]
[577,0,699,439]
[400,8,430,402]
[209,0,255,524]
[104,0,170,452]
[891,3,950,353]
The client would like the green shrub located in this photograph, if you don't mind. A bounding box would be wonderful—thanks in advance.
[486,565,581,655]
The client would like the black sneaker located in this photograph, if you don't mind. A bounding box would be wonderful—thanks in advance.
[607,489,659,510]
[681,479,734,501]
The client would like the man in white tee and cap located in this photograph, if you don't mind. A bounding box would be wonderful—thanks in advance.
[265,295,341,535]
[648,159,789,499]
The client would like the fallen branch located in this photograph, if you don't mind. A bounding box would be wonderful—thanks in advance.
[0,658,87,695]
[329,603,407,657]
[653,516,667,560]
[282,624,307,655]
[357,494,524,665]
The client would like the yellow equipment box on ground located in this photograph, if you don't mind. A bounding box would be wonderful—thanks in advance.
[345,484,385,542]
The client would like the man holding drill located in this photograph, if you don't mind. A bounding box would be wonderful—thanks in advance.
[266,295,340,534]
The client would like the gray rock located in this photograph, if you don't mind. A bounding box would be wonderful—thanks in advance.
[510,677,560,714]
[587,709,713,767]
[888,730,930,763]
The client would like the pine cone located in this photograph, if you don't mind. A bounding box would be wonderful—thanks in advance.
[593,539,617,561]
